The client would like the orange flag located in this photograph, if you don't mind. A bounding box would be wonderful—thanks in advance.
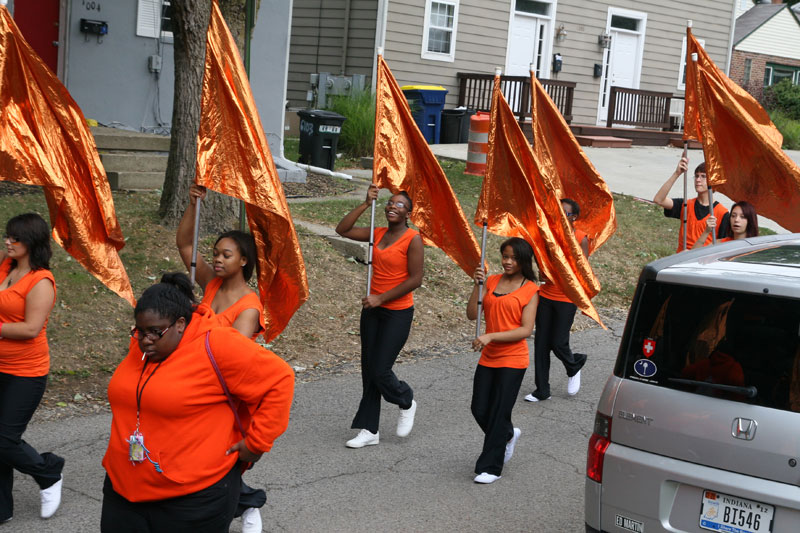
[195,0,308,342]
[683,27,800,231]
[476,76,602,326]
[373,54,481,276]
[529,74,616,254]
[0,6,134,304]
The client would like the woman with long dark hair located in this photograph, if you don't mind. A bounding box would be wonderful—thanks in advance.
[176,184,266,531]
[0,213,64,521]
[101,273,294,532]
[336,184,424,448]
[467,237,539,484]
[693,200,759,247]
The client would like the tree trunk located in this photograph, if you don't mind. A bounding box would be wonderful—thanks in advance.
[159,0,251,232]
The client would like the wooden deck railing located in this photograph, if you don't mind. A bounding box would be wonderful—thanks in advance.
[456,73,575,124]
[606,86,672,130]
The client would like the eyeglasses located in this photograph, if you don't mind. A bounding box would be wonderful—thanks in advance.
[385,200,407,209]
[564,212,577,219]
[2,235,19,244]
[130,319,177,341]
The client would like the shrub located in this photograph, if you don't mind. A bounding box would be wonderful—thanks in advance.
[769,109,800,150]
[327,90,375,159]
[763,79,800,120]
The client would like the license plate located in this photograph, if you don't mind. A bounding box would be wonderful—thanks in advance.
[318,125,341,134]
[699,490,774,533]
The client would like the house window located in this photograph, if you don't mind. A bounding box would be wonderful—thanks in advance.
[676,36,705,91]
[137,0,173,40]
[610,15,639,32]
[743,58,752,84]
[764,63,800,86]
[422,0,459,62]
[515,0,551,16]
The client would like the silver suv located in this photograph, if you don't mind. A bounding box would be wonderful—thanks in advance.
[585,235,800,533]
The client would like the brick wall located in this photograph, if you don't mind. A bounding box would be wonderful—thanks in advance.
[730,50,800,101]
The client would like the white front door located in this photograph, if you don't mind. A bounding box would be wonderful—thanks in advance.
[596,8,647,125]
[506,14,547,78]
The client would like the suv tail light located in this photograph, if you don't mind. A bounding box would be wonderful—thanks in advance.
[587,412,612,483]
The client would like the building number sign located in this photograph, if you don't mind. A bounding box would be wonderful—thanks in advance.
[82,0,101,11]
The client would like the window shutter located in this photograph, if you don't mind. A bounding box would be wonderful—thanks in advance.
[137,0,161,38]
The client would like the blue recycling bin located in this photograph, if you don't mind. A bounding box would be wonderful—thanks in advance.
[401,85,448,144]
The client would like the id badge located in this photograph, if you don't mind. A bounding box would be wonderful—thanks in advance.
[128,431,145,463]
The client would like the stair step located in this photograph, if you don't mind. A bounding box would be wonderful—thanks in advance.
[91,126,171,152]
[100,152,168,173]
[574,135,632,148]
[106,171,165,190]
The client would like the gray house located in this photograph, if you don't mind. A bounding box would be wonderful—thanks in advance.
[288,0,737,127]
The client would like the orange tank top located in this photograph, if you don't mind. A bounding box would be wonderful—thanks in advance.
[677,199,729,252]
[0,258,56,376]
[539,229,587,303]
[200,277,265,340]
[479,274,539,369]
[370,227,418,310]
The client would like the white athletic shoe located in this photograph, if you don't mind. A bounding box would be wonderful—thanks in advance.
[241,507,262,533]
[474,472,501,484]
[346,429,379,448]
[567,370,581,396]
[396,400,417,437]
[524,393,550,402]
[504,428,521,464]
[40,475,62,519]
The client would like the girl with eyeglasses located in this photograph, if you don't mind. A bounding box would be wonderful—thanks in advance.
[175,184,266,532]
[101,273,294,532]
[335,184,424,449]
[525,198,590,404]
[0,213,64,521]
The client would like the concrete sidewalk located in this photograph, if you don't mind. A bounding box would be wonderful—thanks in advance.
[431,143,800,234]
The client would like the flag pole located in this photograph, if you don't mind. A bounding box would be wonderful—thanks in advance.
[366,197,376,296]
[688,49,716,245]
[475,222,488,338]
[682,142,689,251]
[190,197,202,286]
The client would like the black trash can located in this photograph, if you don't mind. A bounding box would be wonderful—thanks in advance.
[440,108,476,144]
[297,109,347,170]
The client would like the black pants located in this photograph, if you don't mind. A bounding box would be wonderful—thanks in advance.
[532,296,587,399]
[234,479,266,517]
[471,365,526,476]
[351,306,414,433]
[0,372,64,521]
[100,465,240,533]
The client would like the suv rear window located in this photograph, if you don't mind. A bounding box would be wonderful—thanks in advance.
[619,281,800,412]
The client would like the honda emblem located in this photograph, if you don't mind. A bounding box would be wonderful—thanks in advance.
[731,418,757,441]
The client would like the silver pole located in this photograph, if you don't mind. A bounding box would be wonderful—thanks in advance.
[475,222,488,338]
[190,197,202,286]
[708,186,717,245]
[682,142,689,251]
[366,199,376,296]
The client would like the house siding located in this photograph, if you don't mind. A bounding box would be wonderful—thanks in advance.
[736,9,800,61]
[287,0,377,108]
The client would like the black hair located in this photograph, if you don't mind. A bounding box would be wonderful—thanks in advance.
[6,213,52,270]
[397,191,413,213]
[500,237,537,282]
[561,198,580,218]
[694,162,706,175]
[134,272,196,324]
[215,230,257,281]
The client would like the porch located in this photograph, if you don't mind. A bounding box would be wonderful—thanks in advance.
[455,73,689,147]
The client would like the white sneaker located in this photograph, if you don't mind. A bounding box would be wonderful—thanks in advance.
[474,472,501,484]
[40,475,62,519]
[241,506,262,533]
[396,400,417,437]
[504,428,521,464]
[567,370,581,396]
[524,393,550,402]
[346,429,379,448]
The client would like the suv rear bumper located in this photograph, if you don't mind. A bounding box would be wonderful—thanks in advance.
[585,525,601,533]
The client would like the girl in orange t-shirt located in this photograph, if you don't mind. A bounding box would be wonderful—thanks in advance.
[692,200,760,248]
[467,237,539,484]
[176,184,266,531]
[336,184,423,449]
[0,213,63,521]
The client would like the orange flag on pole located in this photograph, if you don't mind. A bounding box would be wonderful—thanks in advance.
[0,6,134,305]
[529,73,616,253]
[683,26,800,231]
[195,0,308,342]
[373,54,481,276]
[476,76,602,326]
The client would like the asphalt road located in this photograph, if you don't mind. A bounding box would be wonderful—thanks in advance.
[7,319,624,532]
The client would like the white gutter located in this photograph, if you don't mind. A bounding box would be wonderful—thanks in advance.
[725,1,736,75]
[294,162,353,180]
[371,0,389,93]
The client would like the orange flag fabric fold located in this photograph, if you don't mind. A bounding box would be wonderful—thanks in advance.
[529,74,616,254]
[476,76,602,327]
[373,55,481,276]
[0,6,134,304]
[195,1,309,342]
[683,27,800,231]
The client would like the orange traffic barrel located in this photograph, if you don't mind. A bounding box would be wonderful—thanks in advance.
[465,112,490,176]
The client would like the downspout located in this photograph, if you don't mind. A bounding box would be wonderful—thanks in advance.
[372,0,389,93]
[725,2,736,75]
[341,0,351,75]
